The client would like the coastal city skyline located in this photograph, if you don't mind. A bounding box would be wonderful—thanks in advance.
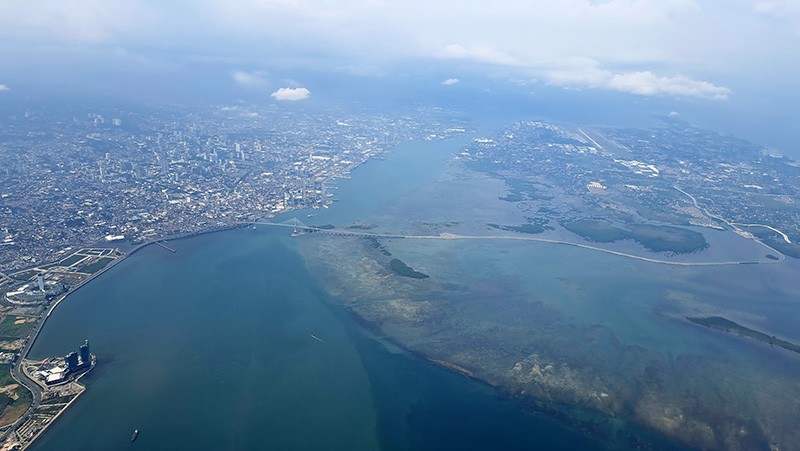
[1,1,799,450]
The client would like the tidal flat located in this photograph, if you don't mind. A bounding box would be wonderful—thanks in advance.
[293,148,800,449]
[24,137,800,450]
[297,230,800,449]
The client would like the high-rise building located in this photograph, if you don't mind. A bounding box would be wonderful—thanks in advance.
[79,340,91,366]
[65,352,79,372]
[37,274,45,292]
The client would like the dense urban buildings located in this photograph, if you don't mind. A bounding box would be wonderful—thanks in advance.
[0,103,468,272]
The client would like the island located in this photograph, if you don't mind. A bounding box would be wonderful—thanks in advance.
[687,316,800,354]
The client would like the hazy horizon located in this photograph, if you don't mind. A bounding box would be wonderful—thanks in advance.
[1,1,798,155]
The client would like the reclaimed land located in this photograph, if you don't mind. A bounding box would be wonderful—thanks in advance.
[687,316,800,354]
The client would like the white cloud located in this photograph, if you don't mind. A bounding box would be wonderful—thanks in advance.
[441,78,460,86]
[0,0,153,43]
[754,0,800,16]
[543,58,612,88]
[541,58,730,100]
[607,71,730,100]
[335,65,386,77]
[753,0,800,32]
[0,0,793,103]
[232,70,268,88]
[668,111,681,118]
[271,87,310,101]
[0,84,8,92]
[437,44,519,66]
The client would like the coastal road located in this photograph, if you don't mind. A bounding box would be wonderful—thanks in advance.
[1,249,131,440]
[674,186,786,262]
[2,314,45,440]
[255,221,786,267]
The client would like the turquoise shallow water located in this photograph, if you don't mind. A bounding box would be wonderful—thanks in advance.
[24,137,800,449]
[24,139,628,450]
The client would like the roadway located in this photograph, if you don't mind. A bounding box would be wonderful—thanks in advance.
[674,186,786,262]
[257,220,786,267]
[2,315,45,441]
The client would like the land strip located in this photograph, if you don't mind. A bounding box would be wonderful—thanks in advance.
[258,221,785,267]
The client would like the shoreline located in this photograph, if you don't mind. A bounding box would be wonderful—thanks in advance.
[4,218,775,450]
[2,222,251,449]
[19,361,95,450]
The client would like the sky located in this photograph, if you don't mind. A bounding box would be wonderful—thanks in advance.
[0,0,798,152]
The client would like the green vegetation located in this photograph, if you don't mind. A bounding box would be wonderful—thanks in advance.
[562,219,627,242]
[736,226,800,258]
[11,270,38,282]
[0,387,32,425]
[626,224,708,254]
[563,220,708,254]
[0,393,11,413]
[365,237,392,256]
[346,223,377,230]
[0,364,33,426]
[761,239,800,258]
[16,386,31,405]
[488,223,546,235]
[687,316,800,354]
[77,257,114,274]
[58,254,86,267]
[0,316,37,339]
[389,258,429,279]
[41,395,75,405]
[499,178,554,202]
[0,364,15,387]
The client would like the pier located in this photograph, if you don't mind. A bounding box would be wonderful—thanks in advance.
[154,241,177,253]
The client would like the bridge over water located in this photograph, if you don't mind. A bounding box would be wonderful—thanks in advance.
[255,218,785,267]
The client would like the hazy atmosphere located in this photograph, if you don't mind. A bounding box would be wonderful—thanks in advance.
[1,2,799,450]
[1,0,798,153]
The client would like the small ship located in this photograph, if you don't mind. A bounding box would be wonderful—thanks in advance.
[131,429,139,443]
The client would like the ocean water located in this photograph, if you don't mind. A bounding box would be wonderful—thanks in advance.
[27,139,610,450]
[26,136,800,449]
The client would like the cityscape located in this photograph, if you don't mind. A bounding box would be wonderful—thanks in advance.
[459,119,800,250]
[0,102,470,449]
[1,102,799,449]
[0,1,798,448]
[0,104,469,272]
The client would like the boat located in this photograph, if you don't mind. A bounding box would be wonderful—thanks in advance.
[131,429,139,442]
